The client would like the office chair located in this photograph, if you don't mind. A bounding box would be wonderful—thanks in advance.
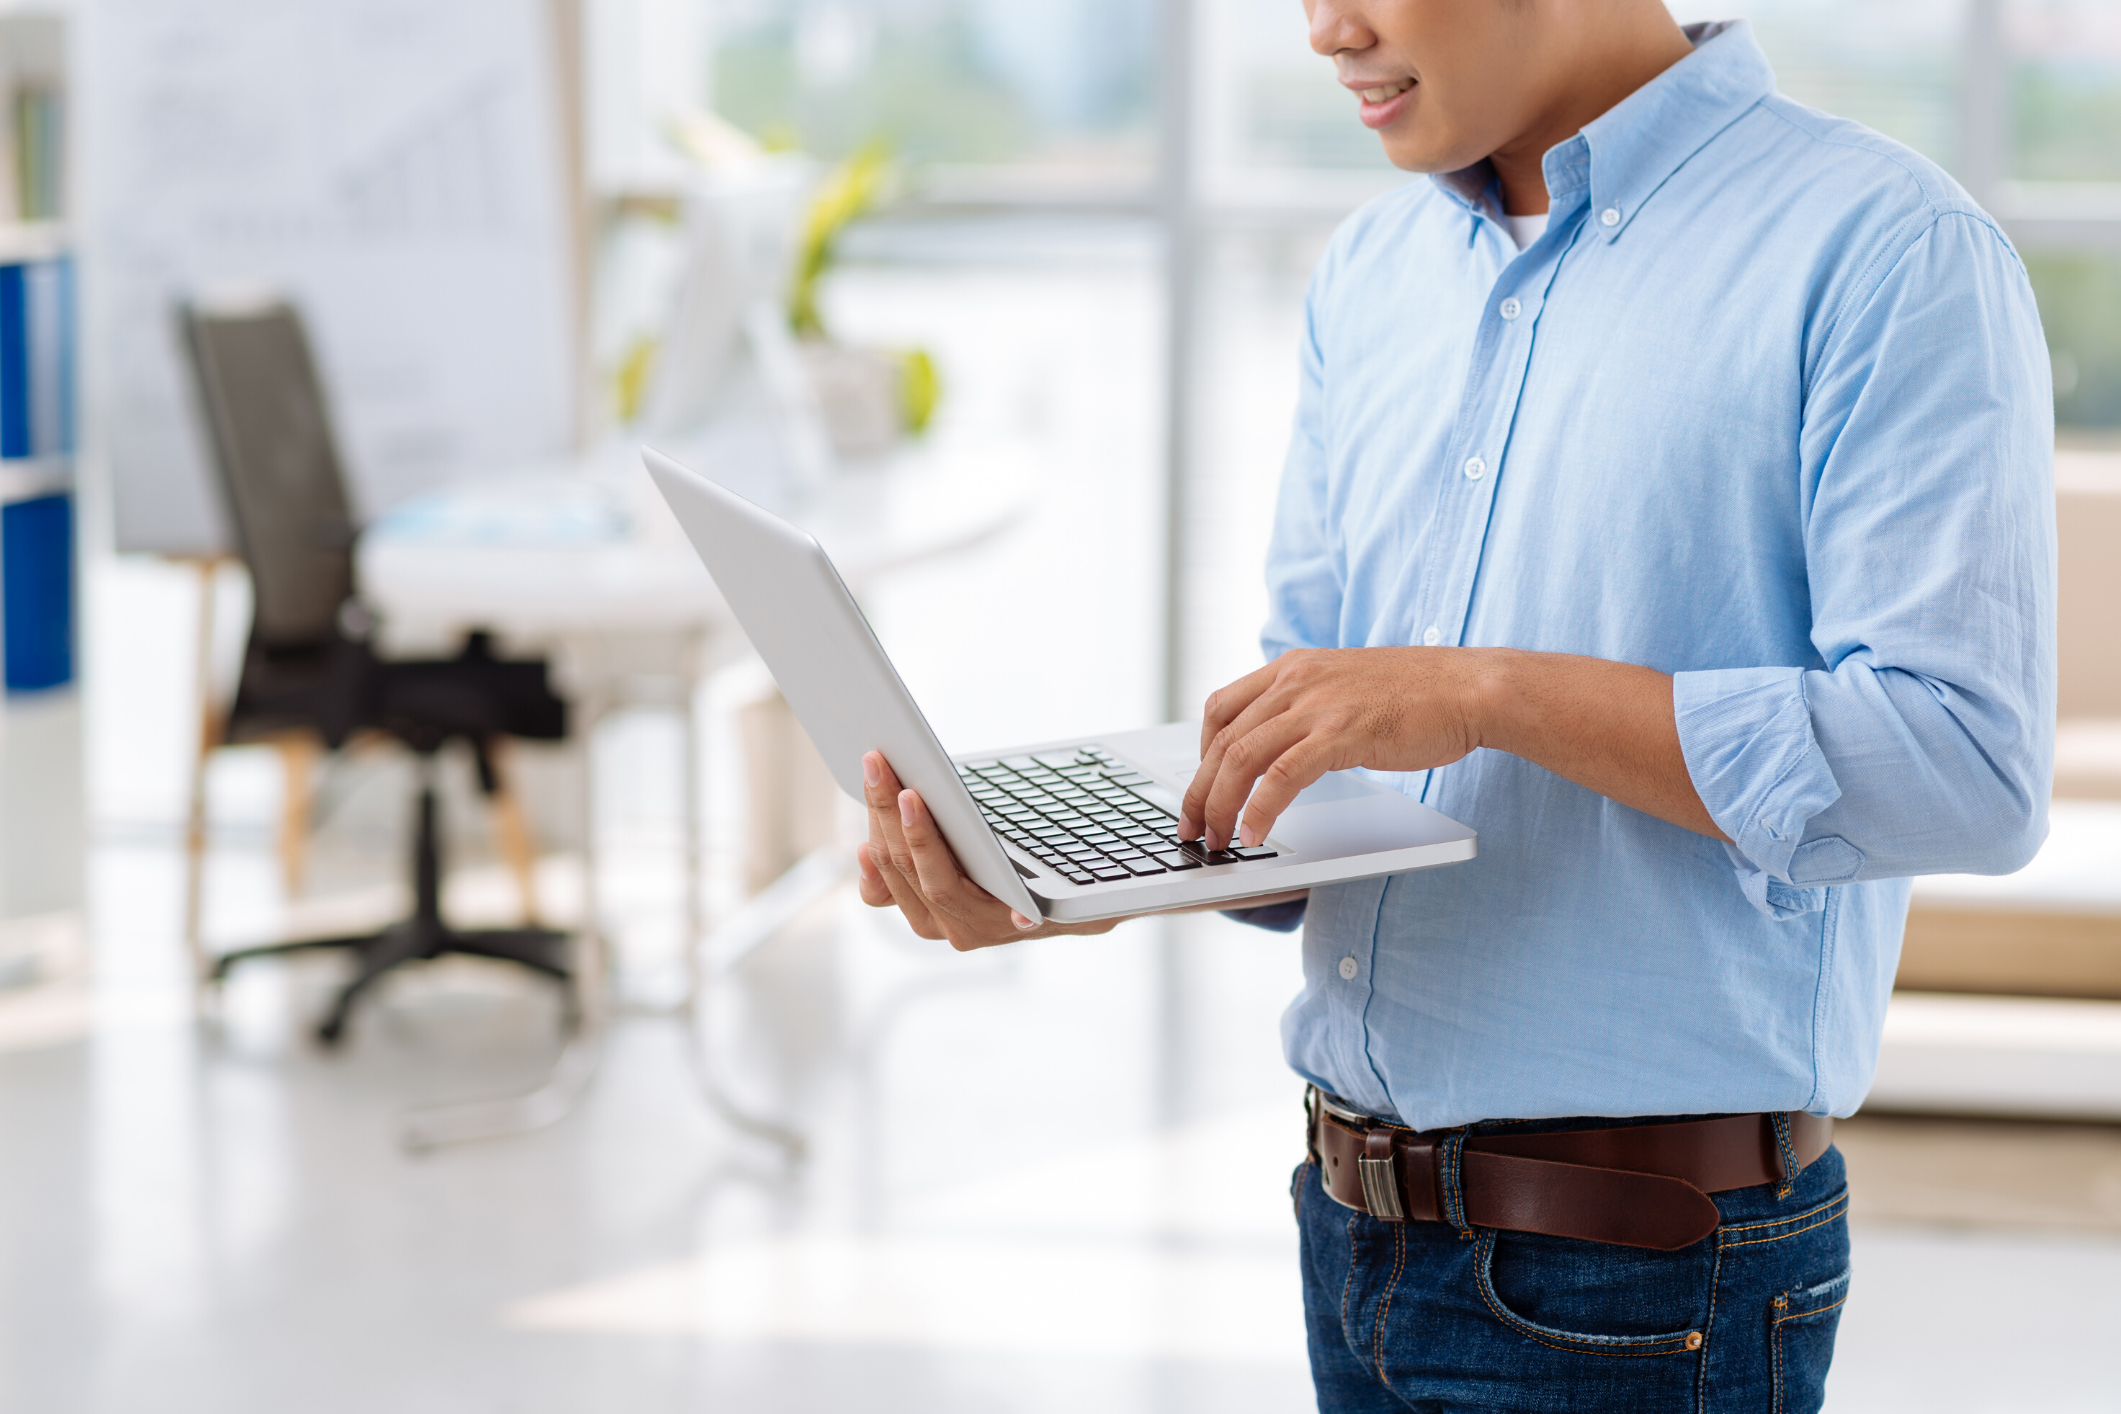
[180,296,573,1045]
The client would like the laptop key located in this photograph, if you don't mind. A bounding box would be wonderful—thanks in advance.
[1150,850,1203,870]
[1229,846,1280,860]
[1087,866,1129,882]
[1118,857,1166,875]
[1177,839,1241,865]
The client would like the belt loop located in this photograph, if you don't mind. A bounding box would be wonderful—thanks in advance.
[1770,1113,1797,1200]
[1303,1086,1322,1166]
[1438,1131,1471,1238]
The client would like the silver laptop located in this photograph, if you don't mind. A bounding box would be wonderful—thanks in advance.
[644,448,1476,924]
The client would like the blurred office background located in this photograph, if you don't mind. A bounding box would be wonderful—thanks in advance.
[2,1,2120,1410]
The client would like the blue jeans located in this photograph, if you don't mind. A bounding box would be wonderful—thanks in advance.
[1294,1116,1850,1413]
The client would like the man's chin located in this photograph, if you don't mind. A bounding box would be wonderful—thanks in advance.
[1377,133,1468,177]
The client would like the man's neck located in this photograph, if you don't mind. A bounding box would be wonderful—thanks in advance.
[1488,14,1698,216]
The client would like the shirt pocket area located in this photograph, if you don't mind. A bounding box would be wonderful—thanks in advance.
[1473,1226,1712,1357]
[1771,1266,1850,1414]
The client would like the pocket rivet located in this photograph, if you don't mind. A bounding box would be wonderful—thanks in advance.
[1684,1331,1704,1351]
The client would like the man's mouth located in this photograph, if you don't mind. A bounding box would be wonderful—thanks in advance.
[1350,76,1416,129]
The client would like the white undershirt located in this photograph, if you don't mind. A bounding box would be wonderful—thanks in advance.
[1505,212,1551,250]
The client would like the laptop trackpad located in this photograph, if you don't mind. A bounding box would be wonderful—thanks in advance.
[1276,791,1457,856]
[1289,770,1375,806]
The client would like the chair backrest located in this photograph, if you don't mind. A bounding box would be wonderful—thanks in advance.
[179,298,358,649]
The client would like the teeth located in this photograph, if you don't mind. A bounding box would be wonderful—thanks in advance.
[1360,80,1412,103]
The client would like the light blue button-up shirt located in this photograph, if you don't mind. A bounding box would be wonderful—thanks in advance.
[1257,21,2055,1129]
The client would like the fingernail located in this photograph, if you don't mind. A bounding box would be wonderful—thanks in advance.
[898,790,916,825]
[863,754,880,787]
[1239,825,1259,848]
[1011,912,1038,930]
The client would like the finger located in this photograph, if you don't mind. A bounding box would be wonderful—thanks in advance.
[1197,660,1279,760]
[894,788,981,914]
[866,797,944,938]
[1183,662,1291,836]
[855,842,895,908]
[1187,678,1315,847]
[1234,734,1338,847]
[867,754,932,891]
[858,841,932,925]
[1198,714,1312,849]
[897,788,1034,945]
[875,851,945,939]
[864,751,912,861]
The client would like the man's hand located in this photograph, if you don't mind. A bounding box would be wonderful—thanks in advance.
[855,751,1124,950]
[855,750,1313,948]
[1178,646,1730,851]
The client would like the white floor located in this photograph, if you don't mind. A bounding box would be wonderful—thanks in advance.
[6,233,2121,1412]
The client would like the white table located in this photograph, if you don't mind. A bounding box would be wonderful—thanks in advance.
[355,433,1032,1148]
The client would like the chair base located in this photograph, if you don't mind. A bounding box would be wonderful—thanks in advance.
[209,921,571,1045]
[206,775,570,1046]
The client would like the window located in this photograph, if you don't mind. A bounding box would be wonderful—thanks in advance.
[2028,253,2121,433]
[1669,0,1969,174]
[711,0,1153,172]
[2009,0,2121,182]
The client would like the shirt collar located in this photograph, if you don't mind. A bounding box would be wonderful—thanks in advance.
[1430,20,1777,240]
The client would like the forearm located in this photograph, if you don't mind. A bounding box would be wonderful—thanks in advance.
[1465,649,1728,841]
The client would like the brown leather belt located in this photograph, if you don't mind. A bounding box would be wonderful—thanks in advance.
[1308,1091,1833,1251]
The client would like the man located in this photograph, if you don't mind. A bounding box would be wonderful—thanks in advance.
[856,1,2054,1408]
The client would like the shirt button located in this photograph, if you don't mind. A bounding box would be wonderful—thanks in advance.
[1423,625,1441,646]
[1463,456,1486,480]
[1600,207,1621,227]
[1499,297,1522,320]
[1338,956,1359,981]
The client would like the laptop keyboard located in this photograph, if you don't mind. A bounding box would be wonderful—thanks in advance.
[957,746,1278,886]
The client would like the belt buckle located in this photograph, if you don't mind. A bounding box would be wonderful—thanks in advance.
[1358,1130,1406,1222]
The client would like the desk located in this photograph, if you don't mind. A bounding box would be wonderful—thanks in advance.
[355,434,1031,1148]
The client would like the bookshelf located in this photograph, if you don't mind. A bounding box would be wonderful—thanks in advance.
[0,0,79,985]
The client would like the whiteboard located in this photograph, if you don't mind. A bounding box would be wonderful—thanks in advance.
[81,0,580,554]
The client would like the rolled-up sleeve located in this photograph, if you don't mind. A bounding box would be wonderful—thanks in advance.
[1676,212,2056,918]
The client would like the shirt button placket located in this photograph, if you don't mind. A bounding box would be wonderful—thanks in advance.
[1463,456,1486,480]
[1499,297,1522,320]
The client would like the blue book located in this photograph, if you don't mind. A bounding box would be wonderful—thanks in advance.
[2,490,72,693]
[0,254,74,460]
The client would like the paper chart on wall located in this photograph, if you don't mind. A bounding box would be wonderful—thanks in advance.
[82,0,578,554]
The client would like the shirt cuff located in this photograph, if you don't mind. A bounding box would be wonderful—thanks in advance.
[1222,898,1308,933]
[1673,667,1846,920]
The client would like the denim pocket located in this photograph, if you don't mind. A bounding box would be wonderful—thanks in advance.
[1473,1228,1710,1358]
[1770,1267,1850,1414]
